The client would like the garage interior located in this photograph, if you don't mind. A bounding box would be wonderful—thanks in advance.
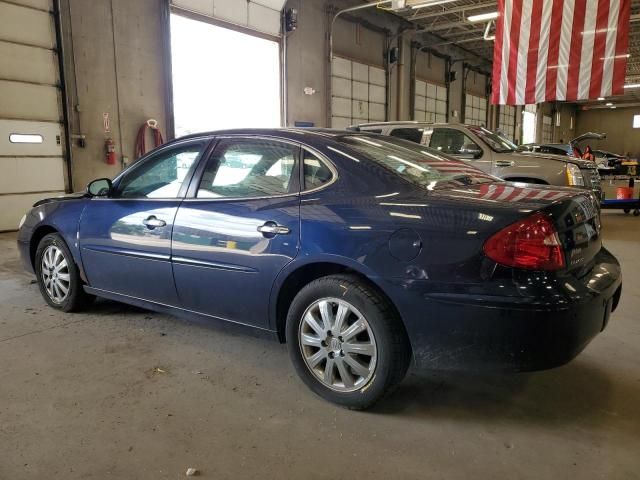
[1,0,639,478]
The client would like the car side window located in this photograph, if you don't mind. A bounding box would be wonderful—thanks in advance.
[389,128,425,144]
[197,139,298,198]
[114,142,204,198]
[428,128,482,158]
[303,150,333,190]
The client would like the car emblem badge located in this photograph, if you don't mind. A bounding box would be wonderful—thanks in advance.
[330,338,342,351]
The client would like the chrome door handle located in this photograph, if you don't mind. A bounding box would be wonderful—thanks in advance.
[257,222,290,235]
[495,160,515,167]
[143,216,166,229]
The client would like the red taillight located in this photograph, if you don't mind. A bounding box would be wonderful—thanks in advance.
[483,213,565,271]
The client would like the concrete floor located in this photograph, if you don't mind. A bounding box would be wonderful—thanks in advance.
[1,211,638,480]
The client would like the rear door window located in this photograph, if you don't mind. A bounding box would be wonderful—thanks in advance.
[428,128,483,158]
[389,128,425,144]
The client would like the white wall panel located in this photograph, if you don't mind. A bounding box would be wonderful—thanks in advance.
[247,3,280,36]
[369,66,385,86]
[172,0,284,36]
[369,85,385,104]
[12,0,52,9]
[331,77,351,98]
[332,97,351,117]
[352,82,368,101]
[369,103,385,121]
[0,42,58,85]
[0,80,59,121]
[1,193,64,232]
[0,157,65,194]
[0,1,65,231]
[332,57,351,79]
[352,62,368,82]
[0,3,54,48]
[352,100,369,119]
[330,56,387,127]
[0,120,62,156]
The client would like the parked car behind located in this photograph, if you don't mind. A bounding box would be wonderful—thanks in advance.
[351,122,603,199]
[18,129,621,409]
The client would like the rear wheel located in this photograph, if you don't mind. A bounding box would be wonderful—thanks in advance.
[286,274,410,410]
[35,233,93,312]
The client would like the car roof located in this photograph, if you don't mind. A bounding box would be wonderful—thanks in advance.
[175,127,368,143]
[351,121,476,129]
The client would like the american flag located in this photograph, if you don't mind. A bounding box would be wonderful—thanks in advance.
[491,0,631,105]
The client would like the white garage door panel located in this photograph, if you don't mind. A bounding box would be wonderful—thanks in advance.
[0,42,58,85]
[12,0,52,10]
[171,0,284,36]
[331,76,351,98]
[0,3,55,48]
[332,97,351,117]
[247,2,280,35]
[0,157,65,194]
[0,120,62,156]
[369,85,385,104]
[369,67,385,86]
[0,80,59,121]
[0,193,64,231]
[330,56,387,127]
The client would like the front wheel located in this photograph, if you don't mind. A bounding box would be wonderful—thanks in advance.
[35,233,94,312]
[286,274,411,410]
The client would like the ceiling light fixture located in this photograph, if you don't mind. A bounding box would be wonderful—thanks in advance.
[597,97,605,100]
[467,11,499,22]
[606,102,613,106]
[409,0,459,9]
[624,83,640,89]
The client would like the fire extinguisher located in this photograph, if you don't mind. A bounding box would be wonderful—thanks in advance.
[105,137,116,165]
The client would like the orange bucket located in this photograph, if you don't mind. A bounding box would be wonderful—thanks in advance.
[616,187,634,200]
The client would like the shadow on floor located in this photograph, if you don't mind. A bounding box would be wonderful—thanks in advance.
[373,360,639,436]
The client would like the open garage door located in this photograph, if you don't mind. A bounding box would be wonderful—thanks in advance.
[0,0,67,231]
[170,0,285,136]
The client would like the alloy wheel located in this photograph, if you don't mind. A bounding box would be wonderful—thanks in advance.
[41,245,70,304]
[298,297,377,392]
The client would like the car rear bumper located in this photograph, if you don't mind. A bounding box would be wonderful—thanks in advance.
[380,248,622,372]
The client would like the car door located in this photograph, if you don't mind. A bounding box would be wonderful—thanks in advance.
[171,137,301,328]
[79,139,208,305]
[425,127,494,174]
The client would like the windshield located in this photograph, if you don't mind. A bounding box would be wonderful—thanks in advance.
[334,135,499,191]
[467,126,517,153]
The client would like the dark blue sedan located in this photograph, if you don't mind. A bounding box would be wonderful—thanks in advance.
[17,129,622,409]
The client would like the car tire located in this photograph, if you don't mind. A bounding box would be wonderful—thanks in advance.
[35,233,94,312]
[286,274,411,410]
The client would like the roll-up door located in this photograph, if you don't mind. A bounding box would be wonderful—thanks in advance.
[464,94,488,127]
[331,56,386,129]
[170,0,286,37]
[0,0,67,231]
[414,79,447,123]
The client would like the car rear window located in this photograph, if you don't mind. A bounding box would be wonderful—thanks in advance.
[334,135,498,190]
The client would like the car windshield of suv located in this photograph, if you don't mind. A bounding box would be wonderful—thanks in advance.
[467,126,517,153]
[335,135,499,191]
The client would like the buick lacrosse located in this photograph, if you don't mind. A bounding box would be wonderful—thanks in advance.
[18,129,622,409]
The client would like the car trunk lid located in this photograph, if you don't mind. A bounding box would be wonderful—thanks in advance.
[546,191,602,274]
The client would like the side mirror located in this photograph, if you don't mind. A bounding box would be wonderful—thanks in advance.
[86,178,112,197]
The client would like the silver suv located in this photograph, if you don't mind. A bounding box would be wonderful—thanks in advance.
[350,122,602,198]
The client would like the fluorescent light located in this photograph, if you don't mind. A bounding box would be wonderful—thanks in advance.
[624,83,640,89]
[410,0,458,9]
[467,11,499,22]
[611,106,617,109]
[597,97,605,100]
[606,102,613,106]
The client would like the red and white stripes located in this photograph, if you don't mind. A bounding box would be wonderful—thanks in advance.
[491,0,631,105]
